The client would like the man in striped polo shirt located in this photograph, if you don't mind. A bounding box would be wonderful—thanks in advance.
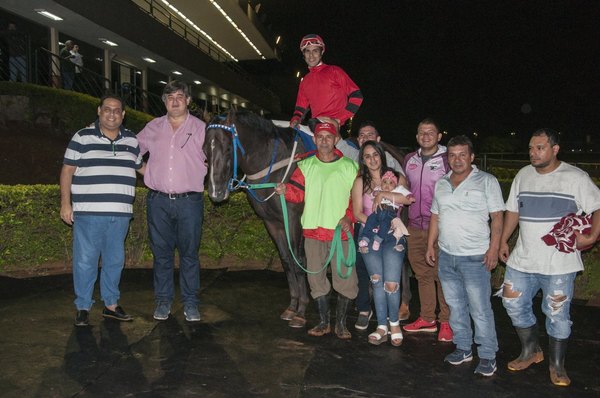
[60,94,142,327]
[499,128,600,386]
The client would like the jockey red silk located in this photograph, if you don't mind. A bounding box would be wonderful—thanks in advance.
[291,63,363,126]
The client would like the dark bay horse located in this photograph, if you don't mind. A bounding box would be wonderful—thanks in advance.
[204,110,310,327]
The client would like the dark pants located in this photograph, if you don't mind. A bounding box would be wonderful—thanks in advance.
[354,223,371,313]
[146,191,204,306]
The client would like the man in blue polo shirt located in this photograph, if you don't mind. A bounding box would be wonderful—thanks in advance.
[60,94,142,327]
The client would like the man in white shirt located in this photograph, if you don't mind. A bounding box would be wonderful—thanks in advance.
[498,128,600,387]
[426,135,505,377]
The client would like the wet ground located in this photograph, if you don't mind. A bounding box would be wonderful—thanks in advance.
[0,268,598,398]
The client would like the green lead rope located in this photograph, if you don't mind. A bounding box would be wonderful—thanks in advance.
[245,182,355,279]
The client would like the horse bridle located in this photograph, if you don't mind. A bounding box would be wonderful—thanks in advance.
[206,122,247,193]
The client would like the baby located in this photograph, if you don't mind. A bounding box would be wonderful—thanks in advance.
[359,170,415,251]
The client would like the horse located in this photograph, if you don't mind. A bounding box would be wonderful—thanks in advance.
[203,110,310,328]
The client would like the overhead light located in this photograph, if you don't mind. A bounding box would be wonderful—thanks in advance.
[35,9,63,21]
[99,38,118,47]
[193,80,202,85]
[209,0,264,59]
[276,36,281,45]
[172,71,182,75]
[136,71,142,75]
[160,0,238,62]
[158,80,167,84]
[142,57,156,63]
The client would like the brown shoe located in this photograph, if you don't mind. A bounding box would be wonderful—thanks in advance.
[308,323,331,336]
[398,303,410,321]
[288,315,306,328]
[280,308,296,321]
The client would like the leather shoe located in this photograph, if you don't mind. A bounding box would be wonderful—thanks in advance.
[74,310,89,327]
[102,306,133,322]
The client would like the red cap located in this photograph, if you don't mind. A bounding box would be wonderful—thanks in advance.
[300,34,325,53]
[314,122,338,137]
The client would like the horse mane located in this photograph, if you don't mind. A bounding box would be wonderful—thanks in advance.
[228,110,296,145]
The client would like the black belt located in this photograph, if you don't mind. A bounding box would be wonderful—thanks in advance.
[149,189,200,199]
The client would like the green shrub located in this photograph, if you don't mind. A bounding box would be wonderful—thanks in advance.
[0,82,153,134]
[0,185,276,271]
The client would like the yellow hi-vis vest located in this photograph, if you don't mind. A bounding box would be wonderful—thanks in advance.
[298,155,358,230]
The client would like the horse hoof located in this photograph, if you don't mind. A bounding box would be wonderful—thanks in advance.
[280,308,296,321]
[288,315,306,328]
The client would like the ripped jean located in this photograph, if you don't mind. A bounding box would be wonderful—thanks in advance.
[500,266,576,340]
[362,235,407,326]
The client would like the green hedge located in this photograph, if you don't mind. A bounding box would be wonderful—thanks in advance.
[0,82,153,134]
[1,183,598,300]
[0,185,277,271]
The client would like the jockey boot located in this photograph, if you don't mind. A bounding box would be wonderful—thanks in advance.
[549,336,571,386]
[307,295,331,337]
[508,323,544,371]
[334,294,352,340]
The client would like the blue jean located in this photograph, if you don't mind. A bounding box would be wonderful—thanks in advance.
[72,215,131,310]
[438,250,498,360]
[62,70,74,90]
[362,234,406,326]
[147,191,203,306]
[360,207,396,247]
[501,266,575,340]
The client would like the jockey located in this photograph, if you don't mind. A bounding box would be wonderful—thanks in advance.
[290,34,363,131]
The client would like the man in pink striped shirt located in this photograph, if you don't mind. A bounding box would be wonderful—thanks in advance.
[137,81,207,322]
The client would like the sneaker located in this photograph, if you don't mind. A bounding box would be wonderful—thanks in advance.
[445,349,473,365]
[438,321,453,342]
[184,304,201,322]
[474,358,497,377]
[74,310,89,327]
[403,317,437,333]
[354,310,373,330]
[102,306,133,322]
[153,302,171,321]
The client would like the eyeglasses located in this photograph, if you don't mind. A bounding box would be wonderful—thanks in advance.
[165,94,187,103]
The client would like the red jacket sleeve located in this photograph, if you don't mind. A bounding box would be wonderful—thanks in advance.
[337,68,363,124]
[284,167,305,203]
[291,81,309,124]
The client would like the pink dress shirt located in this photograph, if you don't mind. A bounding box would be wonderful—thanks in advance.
[137,113,207,193]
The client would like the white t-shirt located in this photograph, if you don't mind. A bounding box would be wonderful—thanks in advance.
[506,162,600,275]
[431,166,505,255]
[377,185,412,209]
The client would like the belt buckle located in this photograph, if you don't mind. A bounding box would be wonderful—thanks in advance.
[168,193,177,200]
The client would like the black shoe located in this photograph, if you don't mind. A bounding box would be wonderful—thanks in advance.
[74,310,89,327]
[102,306,133,322]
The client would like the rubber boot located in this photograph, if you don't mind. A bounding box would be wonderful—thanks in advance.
[307,295,331,336]
[508,323,544,371]
[334,294,352,340]
[549,336,571,386]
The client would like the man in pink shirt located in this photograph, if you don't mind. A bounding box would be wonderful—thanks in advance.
[137,81,207,322]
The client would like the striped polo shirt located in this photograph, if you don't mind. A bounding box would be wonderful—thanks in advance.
[63,120,142,217]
